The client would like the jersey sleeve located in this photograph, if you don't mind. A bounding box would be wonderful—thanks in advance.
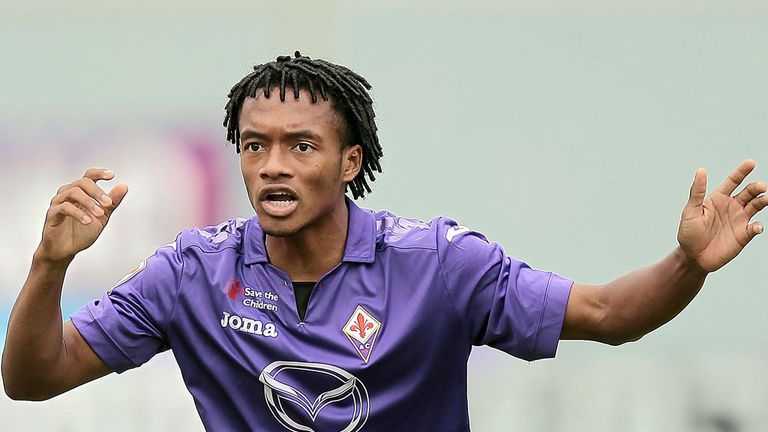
[69,238,183,373]
[436,218,573,361]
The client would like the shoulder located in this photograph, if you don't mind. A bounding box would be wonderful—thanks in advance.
[175,217,251,255]
[373,210,434,250]
[373,211,489,252]
[106,217,254,294]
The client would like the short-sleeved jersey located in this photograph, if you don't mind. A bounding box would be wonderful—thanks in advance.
[71,198,573,431]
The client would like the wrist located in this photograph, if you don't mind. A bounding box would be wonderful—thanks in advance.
[26,250,72,298]
[32,249,74,272]
[672,246,709,279]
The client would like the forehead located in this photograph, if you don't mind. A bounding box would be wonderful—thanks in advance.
[238,88,341,132]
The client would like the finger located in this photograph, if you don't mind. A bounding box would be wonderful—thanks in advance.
[717,159,756,196]
[745,194,768,219]
[55,177,112,207]
[74,177,113,207]
[55,169,113,201]
[48,202,93,228]
[83,168,115,183]
[51,187,106,218]
[734,181,767,207]
[683,168,707,220]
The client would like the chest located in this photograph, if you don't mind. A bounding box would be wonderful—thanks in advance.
[173,253,463,368]
[167,251,471,431]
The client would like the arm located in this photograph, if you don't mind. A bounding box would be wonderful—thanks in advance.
[2,168,129,400]
[561,160,766,345]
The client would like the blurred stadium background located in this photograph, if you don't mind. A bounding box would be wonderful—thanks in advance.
[1,1,767,430]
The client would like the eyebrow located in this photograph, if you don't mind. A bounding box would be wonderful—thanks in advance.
[240,129,322,142]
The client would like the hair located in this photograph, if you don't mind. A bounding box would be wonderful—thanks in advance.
[223,51,382,199]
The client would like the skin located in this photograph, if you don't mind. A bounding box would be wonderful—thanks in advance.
[2,169,126,400]
[563,161,766,343]
[2,88,766,401]
[238,90,362,281]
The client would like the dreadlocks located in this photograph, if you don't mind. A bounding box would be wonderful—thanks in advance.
[223,51,383,199]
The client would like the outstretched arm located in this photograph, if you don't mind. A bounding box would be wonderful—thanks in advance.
[2,168,128,400]
[561,160,766,345]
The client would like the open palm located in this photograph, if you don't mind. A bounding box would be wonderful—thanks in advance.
[678,160,766,273]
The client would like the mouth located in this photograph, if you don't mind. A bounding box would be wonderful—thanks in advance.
[258,188,299,218]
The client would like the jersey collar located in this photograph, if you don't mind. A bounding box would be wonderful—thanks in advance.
[244,196,376,265]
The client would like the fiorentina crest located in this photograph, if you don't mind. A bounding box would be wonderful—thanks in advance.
[342,306,382,363]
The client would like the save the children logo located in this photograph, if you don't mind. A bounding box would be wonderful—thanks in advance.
[225,279,244,300]
[224,279,279,312]
[342,306,382,363]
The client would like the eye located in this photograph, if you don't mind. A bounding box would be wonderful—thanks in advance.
[294,142,315,153]
[244,142,265,152]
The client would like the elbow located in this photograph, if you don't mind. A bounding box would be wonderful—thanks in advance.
[3,380,57,401]
[597,308,647,346]
[3,374,31,401]
[2,358,56,401]
[2,373,27,401]
[2,380,21,401]
[4,387,32,401]
[0,357,19,400]
[565,283,650,347]
[602,331,645,347]
[592,308,647,346]
[592,297,647,346]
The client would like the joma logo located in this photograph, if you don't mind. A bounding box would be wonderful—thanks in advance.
[220,311,278,338]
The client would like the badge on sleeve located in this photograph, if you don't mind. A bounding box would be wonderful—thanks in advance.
[108,241,176,294]
[108,259,146,294]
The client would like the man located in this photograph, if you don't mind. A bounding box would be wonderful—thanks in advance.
[2,52,766,431]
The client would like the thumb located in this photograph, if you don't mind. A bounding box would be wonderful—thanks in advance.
[683,168,707,219]
[745,221,764,244]
[105,182,129,215]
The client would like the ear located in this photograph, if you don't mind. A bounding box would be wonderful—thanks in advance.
[341,144,363,183]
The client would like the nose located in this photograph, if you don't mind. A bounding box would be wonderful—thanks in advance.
[258,147,294,179]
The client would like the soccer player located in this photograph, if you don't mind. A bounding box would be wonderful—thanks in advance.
[3,52,767,431]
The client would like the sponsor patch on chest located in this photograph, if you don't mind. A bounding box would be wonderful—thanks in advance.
[220,311,278,338]
[224,279,280,312]
[342,306,382,363]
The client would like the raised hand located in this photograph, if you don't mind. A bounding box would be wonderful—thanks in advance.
[37,168,129,263]
[677,160,766,273]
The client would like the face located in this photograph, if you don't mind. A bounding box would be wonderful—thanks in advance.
[238,89,362,238]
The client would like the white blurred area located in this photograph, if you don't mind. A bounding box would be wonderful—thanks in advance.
[2,1,768,431]
[0,128,231,296]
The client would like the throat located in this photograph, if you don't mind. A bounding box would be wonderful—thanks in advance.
[292,281,315,322]
[264,225,347,281]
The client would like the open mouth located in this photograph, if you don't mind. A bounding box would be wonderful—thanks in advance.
[259,190,299,217]
[265,192,297,206]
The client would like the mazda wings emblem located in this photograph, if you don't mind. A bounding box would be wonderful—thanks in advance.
[259,361,370,431]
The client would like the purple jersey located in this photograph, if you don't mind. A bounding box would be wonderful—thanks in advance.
[71,199,573,431]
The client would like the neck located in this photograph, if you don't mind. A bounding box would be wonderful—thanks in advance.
[265,199,349,282]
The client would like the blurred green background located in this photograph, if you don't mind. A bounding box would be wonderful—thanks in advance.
[1,1,766,430]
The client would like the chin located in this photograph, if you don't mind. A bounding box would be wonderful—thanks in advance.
[258,216,304,238]
[261,225,301,238]
[252,205,297,237]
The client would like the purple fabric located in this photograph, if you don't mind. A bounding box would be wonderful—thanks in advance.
[71,199,573,431]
